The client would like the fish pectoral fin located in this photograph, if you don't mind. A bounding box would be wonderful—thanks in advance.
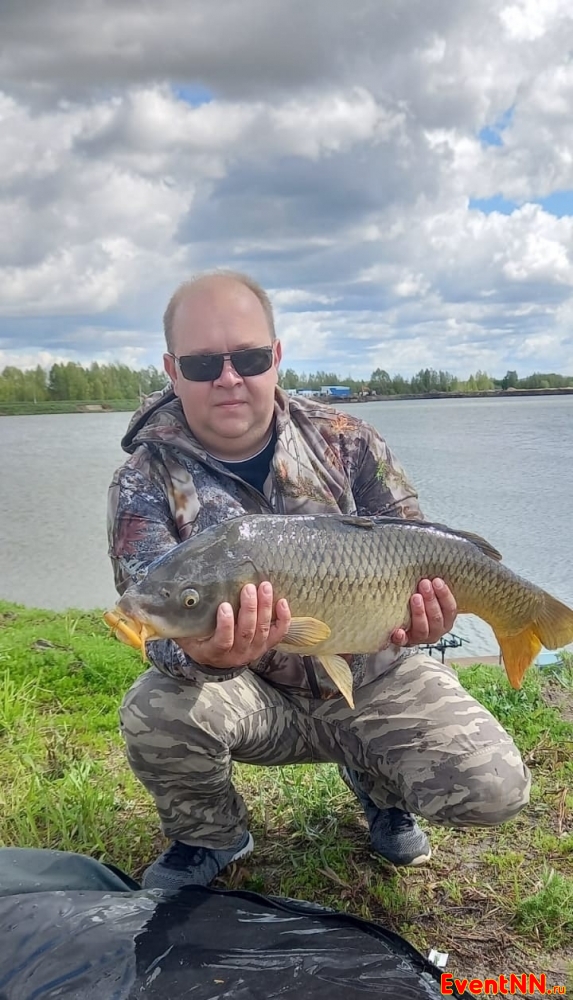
[497,629,543,689]
[281,617,332,647]
[317,655,355,709]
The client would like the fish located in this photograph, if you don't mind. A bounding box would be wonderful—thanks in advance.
[104,513,573,708]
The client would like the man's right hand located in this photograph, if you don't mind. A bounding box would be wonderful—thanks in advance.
[176,582,292,670]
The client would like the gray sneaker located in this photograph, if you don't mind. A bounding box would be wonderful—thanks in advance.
[141,830,254,890]
[340,767,431,866]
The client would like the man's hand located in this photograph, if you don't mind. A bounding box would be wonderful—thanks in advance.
[391,578,457,646]
[176,582,292,669]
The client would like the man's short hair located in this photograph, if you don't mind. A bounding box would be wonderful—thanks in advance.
[163,270,276,352]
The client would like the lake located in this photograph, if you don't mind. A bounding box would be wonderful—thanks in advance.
[1,395,572,657]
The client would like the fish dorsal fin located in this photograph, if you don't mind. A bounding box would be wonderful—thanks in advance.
[420,520,503,561]
[350,515,503,562]
[340,516,376,529]
[282,617,332,646]
[445,527,503,562]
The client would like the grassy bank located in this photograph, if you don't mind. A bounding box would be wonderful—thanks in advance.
[0,399,138,416]
[1,600,572,984]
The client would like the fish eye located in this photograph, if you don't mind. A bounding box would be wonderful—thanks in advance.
[182,588,200,609]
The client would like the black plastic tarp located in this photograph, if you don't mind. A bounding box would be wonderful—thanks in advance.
[0,849,469,999]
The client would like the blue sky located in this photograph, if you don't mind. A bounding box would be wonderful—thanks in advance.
[1,0,573,381]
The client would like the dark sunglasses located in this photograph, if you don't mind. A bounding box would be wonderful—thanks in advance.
[170,346,274,382]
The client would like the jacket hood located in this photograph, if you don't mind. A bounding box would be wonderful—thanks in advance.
[120,383,293,459]
[120,385,179,453]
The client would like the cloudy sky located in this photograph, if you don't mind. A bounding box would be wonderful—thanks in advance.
[2,0,573,381]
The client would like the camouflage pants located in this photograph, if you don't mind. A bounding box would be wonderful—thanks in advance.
[119,652,531,849]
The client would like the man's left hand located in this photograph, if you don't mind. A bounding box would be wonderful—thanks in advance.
[391,578,457,646]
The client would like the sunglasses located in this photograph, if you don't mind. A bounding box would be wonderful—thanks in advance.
[170,346,274,382]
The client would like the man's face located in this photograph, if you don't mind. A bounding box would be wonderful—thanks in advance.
[163,278,282,461]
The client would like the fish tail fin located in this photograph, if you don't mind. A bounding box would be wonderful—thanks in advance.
[496,593,573,689]
[317,655,355,709]
[497,630,543,689]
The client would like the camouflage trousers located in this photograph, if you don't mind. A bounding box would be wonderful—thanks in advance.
[119,652,531,849]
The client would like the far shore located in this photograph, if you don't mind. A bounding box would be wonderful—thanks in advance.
[337,386,573,403]
[2,385,573,417]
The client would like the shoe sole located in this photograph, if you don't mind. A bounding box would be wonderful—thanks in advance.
[406,847,432,866]
[231,831,255,863]
[376,845,432,867]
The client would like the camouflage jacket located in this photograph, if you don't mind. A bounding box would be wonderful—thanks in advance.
[107,386,425,699]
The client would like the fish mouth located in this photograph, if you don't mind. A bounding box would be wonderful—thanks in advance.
[103,607,215,654]
[103,608,161,658]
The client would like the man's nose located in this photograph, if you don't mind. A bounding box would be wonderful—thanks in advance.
[214,356,242,385]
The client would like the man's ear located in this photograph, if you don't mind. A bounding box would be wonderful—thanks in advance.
[273,340,282,368]
[163,352,177,388]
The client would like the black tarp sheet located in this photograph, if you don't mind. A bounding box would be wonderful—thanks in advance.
[0,849,468,999]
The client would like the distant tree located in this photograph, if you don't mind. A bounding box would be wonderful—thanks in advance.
[501,369,519,390]
[343,376,363,395]
[519,371,571,390]
[0,366,25,401]
[474,370,494,390]
[392,374,410,394]
[280,368,300,390]
[48,364,68,400]
[369,368,393,394]
[438,369,458,392]
[141,365,169,394]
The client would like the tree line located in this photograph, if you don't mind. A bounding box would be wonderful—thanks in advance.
[0,362,169,403]
[278,367,573,395]
[0,361,571,403]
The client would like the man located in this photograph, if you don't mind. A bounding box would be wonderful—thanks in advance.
[107,270,531,891]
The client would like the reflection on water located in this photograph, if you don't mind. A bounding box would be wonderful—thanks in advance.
[1,396,572,656]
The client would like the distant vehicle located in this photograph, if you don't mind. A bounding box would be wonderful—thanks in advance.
[320,385,351,398]
[285,389,318,397]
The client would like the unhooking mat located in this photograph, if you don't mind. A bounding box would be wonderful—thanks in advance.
[0,848,469,999]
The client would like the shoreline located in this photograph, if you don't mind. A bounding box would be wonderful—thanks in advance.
[1,386,573,417]
[337,386,573,404]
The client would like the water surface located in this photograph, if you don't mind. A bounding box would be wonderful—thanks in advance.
[1,396,571,656]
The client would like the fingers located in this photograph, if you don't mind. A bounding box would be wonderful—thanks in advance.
[234,583,258,662]
[391,578,458,647]
[408,588,431,642]
[432,578,458,631]
[237,582,291,654]
[183,582,291,669]
[268,594,291,646]
[418,578,457,643]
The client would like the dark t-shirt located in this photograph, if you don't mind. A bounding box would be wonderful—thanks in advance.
[218,428,277,495]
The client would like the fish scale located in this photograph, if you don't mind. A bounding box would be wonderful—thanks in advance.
[239,516,514,655]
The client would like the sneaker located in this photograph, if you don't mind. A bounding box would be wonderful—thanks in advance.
[340,766,431,866]
[141,830,254,890]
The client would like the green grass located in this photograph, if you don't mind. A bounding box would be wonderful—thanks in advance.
[1,599,572,983]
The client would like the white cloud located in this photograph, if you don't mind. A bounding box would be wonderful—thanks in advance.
[1,0,573,380]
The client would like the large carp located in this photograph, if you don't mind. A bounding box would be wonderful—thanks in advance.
[105,513,573,707]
